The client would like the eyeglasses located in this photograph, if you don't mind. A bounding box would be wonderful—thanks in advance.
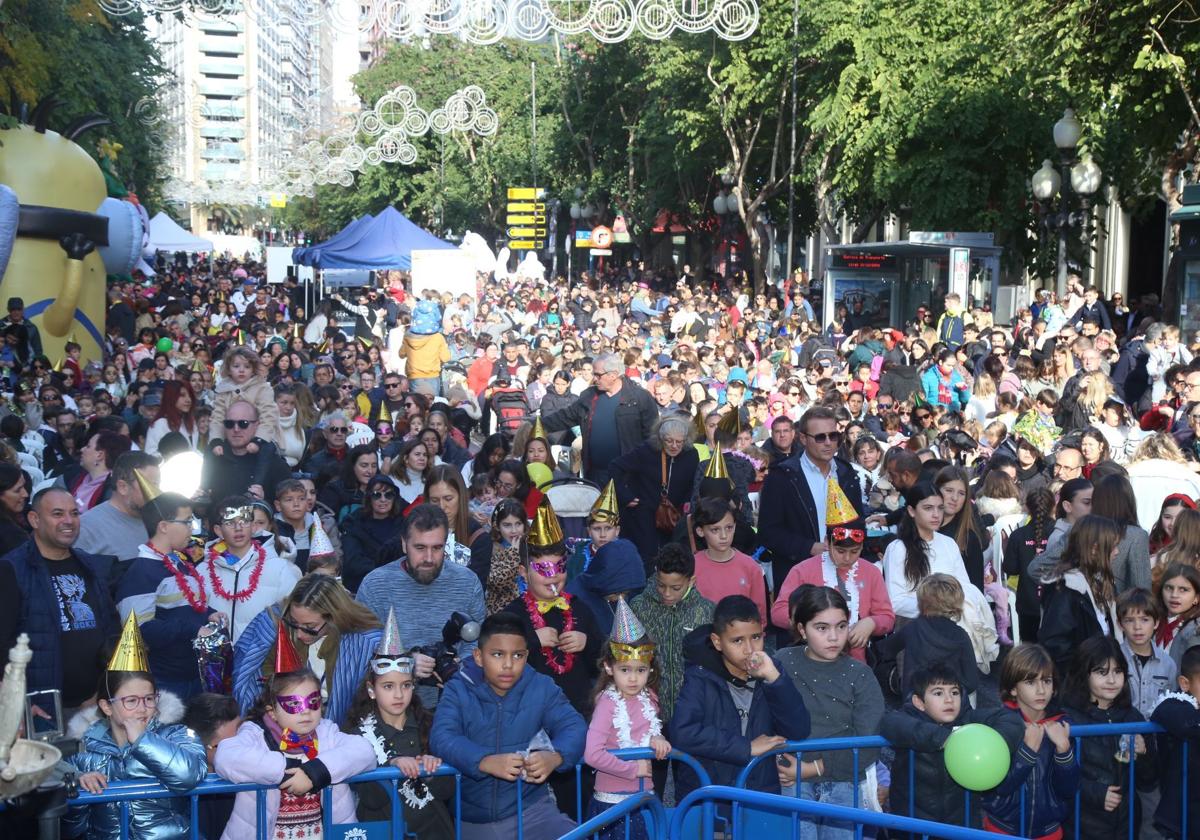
[282,616,327,637]
[223,419,253,429]
[326,426,349,434]
[805,431,842,444]
[494,479,517,491]
[370,489,397,501]
[385,382,402,389]
[112,693,159,712]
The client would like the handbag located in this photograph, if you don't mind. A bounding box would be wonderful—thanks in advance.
[654,451,681,532]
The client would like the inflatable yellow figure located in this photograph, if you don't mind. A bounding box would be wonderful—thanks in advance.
[0,105,143,364]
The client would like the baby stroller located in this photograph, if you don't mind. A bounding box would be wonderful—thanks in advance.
[543,477,601,542]
[489,386,530,442]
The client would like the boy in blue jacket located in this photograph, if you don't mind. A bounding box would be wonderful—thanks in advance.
[430,611,587,840]
[1151,645,1200,839]
[978,643,1079,837]
[668,594,811,800]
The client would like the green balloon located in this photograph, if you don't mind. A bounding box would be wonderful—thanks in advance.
[155,337,174,353]
[943,723,1010,791]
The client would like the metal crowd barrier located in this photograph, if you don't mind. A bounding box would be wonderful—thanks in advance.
[28,723,1191,840]
[734,722,1186,840]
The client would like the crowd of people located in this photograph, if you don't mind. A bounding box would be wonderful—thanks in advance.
[0,255,1198,840]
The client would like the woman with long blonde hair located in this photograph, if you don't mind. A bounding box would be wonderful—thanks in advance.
[1153,507,1200,581]
[231,573,383,726]
[1079,371,1114,421]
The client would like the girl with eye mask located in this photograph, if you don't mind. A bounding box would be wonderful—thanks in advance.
[214,625,374,840]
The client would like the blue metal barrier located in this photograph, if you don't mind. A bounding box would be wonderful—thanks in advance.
[558,791,667,840]
[670,785,1001,840]
[733,721,1184,840]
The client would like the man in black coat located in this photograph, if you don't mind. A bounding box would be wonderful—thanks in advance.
[200,400,291,505]
[541,352,658,490]
[757,406,864,593]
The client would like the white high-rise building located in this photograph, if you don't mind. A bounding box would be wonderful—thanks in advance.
[154,2,341,232]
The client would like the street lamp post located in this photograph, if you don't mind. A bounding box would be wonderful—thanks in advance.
[1031,108,1103,297]
[715,164,737,281]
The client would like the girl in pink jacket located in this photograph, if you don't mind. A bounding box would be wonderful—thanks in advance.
[214,665,374,839]
[583,598,672,840]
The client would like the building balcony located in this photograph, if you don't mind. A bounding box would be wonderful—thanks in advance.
[199,39,244,56]
[200,102,245,118]
[202,163,244,180]
[199,61,244,76]
[199,83,245,98]
[199,18,242,34]
[200,124,246,139]
[201,144,245,160]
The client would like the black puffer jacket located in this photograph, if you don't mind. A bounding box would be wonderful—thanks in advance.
[1061,702,1156,840]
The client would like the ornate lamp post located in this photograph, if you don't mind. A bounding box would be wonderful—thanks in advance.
[714,164,737,280]
[1031,108,1103,297]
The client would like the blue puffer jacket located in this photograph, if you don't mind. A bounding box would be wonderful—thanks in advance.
[921,365,969,410]
[232,605,381,728]
[429,659,587,824]
[62,718,207,840]
[668,626,811,800]
[978,704,1081,837]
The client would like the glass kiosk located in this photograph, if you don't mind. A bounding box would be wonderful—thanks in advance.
[818,233,1003,329]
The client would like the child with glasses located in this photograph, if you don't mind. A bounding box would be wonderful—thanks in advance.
[216,661,375,840]
[209,345,280,451]
[66,659,208,835]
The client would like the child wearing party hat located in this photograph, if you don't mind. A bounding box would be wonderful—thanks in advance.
[63,613,208,838]
[214,622,374,840]
[770,481,895,664]
[346,608,455,836]
[502,498,604,816]
[583,597,672,840]
[567,479,622,581]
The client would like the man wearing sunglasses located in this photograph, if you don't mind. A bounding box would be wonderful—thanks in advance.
[201,400,292,505]
[757,406,865,594]
[303,412,352,476]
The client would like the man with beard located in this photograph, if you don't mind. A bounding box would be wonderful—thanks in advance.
[354,504,485,707]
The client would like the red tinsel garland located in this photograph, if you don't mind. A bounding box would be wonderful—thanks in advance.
[206,542,267,603]
[523,592,577,675]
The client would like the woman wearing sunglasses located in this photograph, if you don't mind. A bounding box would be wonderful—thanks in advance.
[232,573,383,729]
[340,476,406,593]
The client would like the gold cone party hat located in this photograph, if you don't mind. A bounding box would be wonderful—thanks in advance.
[134,468,162,502]
[317,337,331,355]
[192,359,206,373]
[531,415,547,441]
[704,443,731,483]
[716,407,742,439]
[107,611,150,673]
[590,480,620,525]
[378,401,392,424]
[53,357,64,373]
[292,324,300,339]
[528,499,564,547]
[826,479,858,529]
[610,596,655,662]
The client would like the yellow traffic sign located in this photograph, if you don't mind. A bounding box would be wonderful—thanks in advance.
[506,202,546,213]
[506,215,540,225]
[508,240,537,249]
[508,228,547,238]
[507,187,545,200]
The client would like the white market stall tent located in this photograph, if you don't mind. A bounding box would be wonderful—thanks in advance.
[147,212,214,253]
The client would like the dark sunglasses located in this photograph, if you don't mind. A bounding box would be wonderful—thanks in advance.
[326,426,349,434]
[223,419,253,429]
[370,489,397,501]
[385,382,402,389]
[805,431,841,443]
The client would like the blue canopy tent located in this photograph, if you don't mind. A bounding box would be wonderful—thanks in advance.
[310,206,454,270]
[292,213,374,265]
